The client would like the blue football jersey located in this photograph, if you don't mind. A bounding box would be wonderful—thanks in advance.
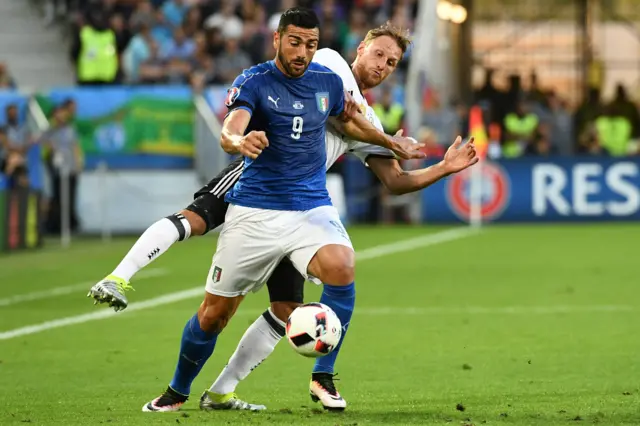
[223,60,345,211]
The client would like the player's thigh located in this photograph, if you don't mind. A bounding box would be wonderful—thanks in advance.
[184,169,241,235]
[205,205,285,298]
[287,205,355,285]
[183,193,226,236]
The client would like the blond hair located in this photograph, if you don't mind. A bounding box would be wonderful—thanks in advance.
[363,22,412,55]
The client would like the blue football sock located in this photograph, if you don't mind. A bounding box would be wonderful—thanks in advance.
[313,282,355,374]
[169,313,218,396]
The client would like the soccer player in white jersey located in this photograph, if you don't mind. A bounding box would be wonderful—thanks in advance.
[88,18,478,412]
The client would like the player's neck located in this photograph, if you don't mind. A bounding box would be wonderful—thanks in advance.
[351,64,369,94]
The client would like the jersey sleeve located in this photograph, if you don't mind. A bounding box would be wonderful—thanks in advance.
[224,71,260,115]
[313,49,364,105]
[329,74,345,117]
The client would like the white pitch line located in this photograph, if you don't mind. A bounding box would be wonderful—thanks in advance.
[0,269,169,308]
[0,228,478,340]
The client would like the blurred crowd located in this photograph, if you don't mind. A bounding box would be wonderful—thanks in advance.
[58,0,417,90]
[0,99,82,234]
[419,68,640,158]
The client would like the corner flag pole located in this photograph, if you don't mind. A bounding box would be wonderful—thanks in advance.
[468,105,488,229]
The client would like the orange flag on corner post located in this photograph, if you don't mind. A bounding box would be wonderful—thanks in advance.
[468,105,488,159]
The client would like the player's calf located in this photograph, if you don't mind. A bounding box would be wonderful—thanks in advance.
[197,292,244,334]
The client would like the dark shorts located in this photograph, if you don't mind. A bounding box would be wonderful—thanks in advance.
[185,157,304,304]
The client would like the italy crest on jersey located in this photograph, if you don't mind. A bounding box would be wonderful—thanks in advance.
[316,92,329,114]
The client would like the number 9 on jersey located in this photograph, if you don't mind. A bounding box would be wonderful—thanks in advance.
[291,116,304,140]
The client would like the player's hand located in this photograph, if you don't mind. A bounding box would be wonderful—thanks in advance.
[442,136,479,174]
[237,131,269,159]
[389,130,426,159]
[338,90,359,122]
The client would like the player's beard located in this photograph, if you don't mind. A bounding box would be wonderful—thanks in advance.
[277,46,308,78]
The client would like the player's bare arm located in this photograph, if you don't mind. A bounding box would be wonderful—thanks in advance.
[220,109,269,159]
[330,113,425,160]
[368,136,479,195]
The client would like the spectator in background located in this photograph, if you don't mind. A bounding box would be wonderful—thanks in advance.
[110,13,131,83]
[190,32,218,85]
[344,9,368,61]
[43,105,83,234]
[62,98,77,122]
[372,85,405,136]
[0,105,31,188]
[111,13,131,54]
[526,71,547,107]
[421,94,460,151]
[205,26,225,57]
[546,91,574,155]
[574,88,602,147]
[594,104,632,156]
[204,0,244,38]
[0,63,16,89]
[123,23,154,83]
[71,9,119,85]
[474,68,503,124]
[316,0,348,49]
[241,4,270,64]
[163,26,196,60]
[183,7,203,38]
[162,0,189,28]
[610,83,640,138]
[215,36,252,84]
[578,123,609,156]
[130,0,156,32]
[503,99,539,157]
[139,40,168,84]
[524,129,556,157]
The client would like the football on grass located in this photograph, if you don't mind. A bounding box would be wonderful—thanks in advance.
[286,303,342,358]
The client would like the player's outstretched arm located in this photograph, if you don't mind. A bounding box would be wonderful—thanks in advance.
[221,109,269,160]
[331,113,426,160]
[368,136,479,195]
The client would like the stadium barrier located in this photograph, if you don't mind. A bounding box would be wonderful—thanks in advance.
[343,156,640,223]
[428,157,640,223]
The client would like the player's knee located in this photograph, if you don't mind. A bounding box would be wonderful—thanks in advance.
[197,293,240,334]
[271,301,300,323]
[180,209,207,236]
[313,245,355,285]
[325,263,355,285]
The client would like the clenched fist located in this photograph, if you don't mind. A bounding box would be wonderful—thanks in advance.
[236,131,269,159]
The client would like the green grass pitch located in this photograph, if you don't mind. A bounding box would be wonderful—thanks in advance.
[1,224,639,425]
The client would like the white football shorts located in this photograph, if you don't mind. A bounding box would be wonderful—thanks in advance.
[205,204,353,297]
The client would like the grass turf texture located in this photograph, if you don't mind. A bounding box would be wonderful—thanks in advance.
[1,224,639,425]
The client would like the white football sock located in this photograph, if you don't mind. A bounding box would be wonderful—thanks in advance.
[111,214,191,282]
[209,309,285,395]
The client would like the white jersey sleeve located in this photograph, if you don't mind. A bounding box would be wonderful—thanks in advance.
[316,49,395,169]
[313,48,366,108]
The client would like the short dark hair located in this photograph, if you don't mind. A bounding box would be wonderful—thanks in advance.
[277,7,319,34]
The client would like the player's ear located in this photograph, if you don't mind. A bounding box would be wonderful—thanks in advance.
[356,41,366,56]
[273,31,279,50]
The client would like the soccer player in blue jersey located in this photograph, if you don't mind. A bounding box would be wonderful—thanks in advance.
[141,8,426,412]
